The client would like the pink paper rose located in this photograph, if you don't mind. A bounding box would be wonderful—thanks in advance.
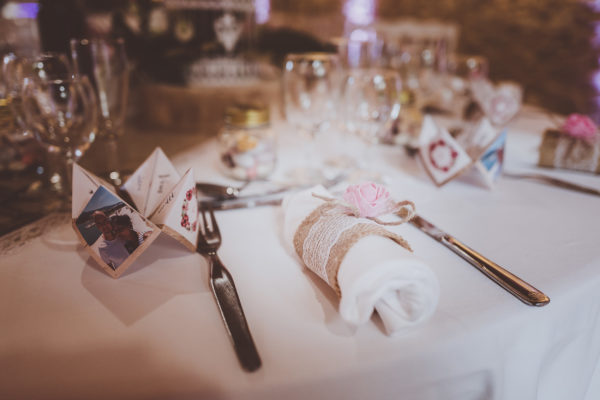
[343,182,392,218]
[562,114,598,142]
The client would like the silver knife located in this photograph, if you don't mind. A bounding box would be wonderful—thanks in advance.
[410,215,550,306]
[503,172,600,197]
[197,173,347,211]
[198,189,287,210]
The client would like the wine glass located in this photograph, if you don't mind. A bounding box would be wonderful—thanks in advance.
[70,38,130,185]
[21,75,98,206]
[282,52,342,183]
[2,53,35,139]
[340,68,402,180]
[3,52,73,136]
[2,53,76,194]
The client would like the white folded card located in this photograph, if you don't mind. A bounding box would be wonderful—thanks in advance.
[71,147,198,278]
[419,116,507,188]
[283,185,439,336]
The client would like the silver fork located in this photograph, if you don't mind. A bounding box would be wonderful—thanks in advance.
[197,207,262,372]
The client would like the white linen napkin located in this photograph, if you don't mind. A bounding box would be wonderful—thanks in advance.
[282,185,439,336]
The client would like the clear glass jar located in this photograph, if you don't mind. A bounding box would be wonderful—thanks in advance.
[218,104,276,180]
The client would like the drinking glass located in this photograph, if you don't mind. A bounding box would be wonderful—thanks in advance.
[282,52,342,182]
[21,75,98,205]
[3,53,73,138]
[334,34,384,69]
[70,38,129,185]
[2,53,35,139]
[340,68,402,178]
[2,53,75,195]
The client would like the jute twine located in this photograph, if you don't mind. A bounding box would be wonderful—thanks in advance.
[292,196,415,296]
[540,112,600,173]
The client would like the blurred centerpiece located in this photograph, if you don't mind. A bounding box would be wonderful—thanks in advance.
[128,0,278,133]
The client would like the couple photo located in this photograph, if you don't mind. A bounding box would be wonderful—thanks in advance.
[75,186,155,271]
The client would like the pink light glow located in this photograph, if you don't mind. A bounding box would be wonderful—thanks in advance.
[255,0,269,24]
[343,0,376,26]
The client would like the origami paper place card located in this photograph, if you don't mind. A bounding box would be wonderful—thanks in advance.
[72,147,199,278]
[470,78,522,127]
[418,116,506,188]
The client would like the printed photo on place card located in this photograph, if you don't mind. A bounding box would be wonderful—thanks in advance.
[72,148,199,278]
[71,163,117,219]
[73,185,160,278]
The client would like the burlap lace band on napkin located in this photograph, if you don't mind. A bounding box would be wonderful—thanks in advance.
[293,202,413,295]
[539,129,600,173]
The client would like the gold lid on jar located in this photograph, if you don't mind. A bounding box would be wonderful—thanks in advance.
[225,104,269,128]
[0,98,14,127]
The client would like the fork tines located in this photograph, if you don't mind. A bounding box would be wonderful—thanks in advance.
[197,207,221,252]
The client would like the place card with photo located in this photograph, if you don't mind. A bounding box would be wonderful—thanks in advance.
[71,147,199,277]
[72,167,161,278]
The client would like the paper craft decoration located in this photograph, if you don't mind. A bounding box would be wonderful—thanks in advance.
[419,116,506,187]
[538,114,600,174]
[72,147,198,278]
[470,78,522,126]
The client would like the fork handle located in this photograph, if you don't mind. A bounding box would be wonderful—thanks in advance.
[209,255,262,372]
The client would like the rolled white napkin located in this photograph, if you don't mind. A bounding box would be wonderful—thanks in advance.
[282,185,439,336]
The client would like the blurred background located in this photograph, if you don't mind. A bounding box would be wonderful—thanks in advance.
[2,0,599,116]
[1,0,599,233]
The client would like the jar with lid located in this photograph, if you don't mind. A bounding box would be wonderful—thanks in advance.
[218,104,276,180]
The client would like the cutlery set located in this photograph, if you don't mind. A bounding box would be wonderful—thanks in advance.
[195,167,600,369]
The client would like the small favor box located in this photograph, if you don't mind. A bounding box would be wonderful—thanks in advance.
[72,148,199,278]
[418,116,506,188]
[538,129,600,174]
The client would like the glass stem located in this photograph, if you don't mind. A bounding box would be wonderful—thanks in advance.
[61,149,75,197]
[105,134,119,176]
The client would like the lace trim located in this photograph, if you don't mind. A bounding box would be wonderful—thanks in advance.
[0,212,71,256]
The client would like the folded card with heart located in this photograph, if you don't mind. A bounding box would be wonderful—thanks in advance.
[71,147,198,278]
[418,116,507,187]
[470,78,522,127]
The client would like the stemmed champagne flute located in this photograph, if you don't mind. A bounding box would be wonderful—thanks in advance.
[70,38,130,185]
[282,52,342,183]
[21,75,98,207]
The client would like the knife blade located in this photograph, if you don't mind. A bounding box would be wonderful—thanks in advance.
[197,173,346,210]
[410,214,550,307]
[503,171,600,197]
[198,189,288,210]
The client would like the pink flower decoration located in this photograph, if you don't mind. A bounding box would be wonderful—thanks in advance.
[562,114,597,142]
[343,182,392,218]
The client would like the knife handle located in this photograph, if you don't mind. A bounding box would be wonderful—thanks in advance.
[443,236,550,306]
[209,255,262,372]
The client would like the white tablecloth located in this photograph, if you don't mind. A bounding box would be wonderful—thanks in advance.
[2,107,600,400]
